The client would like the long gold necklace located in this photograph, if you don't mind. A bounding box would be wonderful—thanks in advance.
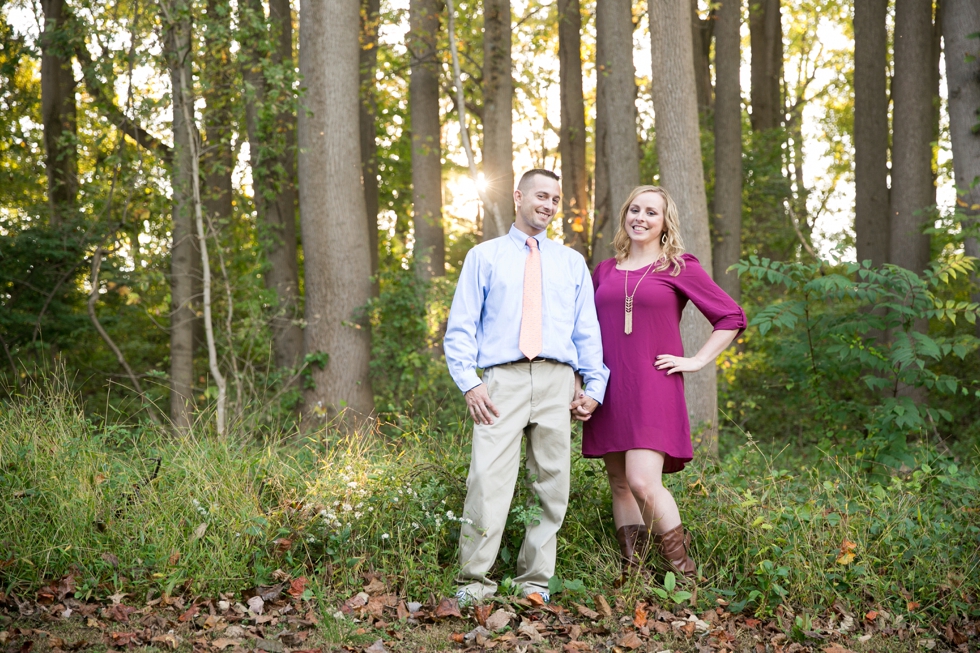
[624,262,655,335]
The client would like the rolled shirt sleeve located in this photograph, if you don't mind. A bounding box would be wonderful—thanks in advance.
[444,248,486,393]
[570,256,609,403]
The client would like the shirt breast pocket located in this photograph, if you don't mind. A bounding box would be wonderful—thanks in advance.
[547,284,576,326]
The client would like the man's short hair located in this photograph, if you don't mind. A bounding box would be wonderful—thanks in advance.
[517,169,560,193]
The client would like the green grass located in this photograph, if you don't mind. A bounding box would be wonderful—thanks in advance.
[1,390,978,625]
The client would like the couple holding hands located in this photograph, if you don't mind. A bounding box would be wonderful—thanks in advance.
[444,169,746,604]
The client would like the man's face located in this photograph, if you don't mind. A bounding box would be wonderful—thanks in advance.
[514,175,561,236]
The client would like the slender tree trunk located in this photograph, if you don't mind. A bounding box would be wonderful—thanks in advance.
[361,0,381,281]
[201,0,234,234]
[592,0,640,263]
[241,0,303,370]
[298,0,375,422]
[481,0,514,240]
[930,2,943,210]
[410,0,446,280]
[165,0,196,431]
[649,0,718,456]
[691,0,713,116]
[558,0,589,256]
[712,0,742,301]
[854,0,890,268]
[943,0,980,334]
[889,0,934,273]
[40,0,77,227]
[749,0,782,131]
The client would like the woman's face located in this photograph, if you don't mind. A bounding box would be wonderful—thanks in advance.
[625,191,666,246]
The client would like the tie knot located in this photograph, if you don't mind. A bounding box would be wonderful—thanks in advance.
[526,237,538,250]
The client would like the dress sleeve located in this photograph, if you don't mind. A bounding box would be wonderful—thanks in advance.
[673,254,747,337]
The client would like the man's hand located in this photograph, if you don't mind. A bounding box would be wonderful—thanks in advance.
[465,384,500,425]
[569,392,598,422]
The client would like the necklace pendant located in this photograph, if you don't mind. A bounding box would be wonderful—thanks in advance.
[625,308,633,335]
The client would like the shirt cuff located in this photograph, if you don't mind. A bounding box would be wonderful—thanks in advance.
[455,370,483,394]
[584,381,606,405]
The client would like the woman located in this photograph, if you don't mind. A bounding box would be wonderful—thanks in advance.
[581,186,745,581]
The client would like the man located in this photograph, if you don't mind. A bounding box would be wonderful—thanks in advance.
[444,169,609,603]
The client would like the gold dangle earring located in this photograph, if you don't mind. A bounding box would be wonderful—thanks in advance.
[661,232,668,246]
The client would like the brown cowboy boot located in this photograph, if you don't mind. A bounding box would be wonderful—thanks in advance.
[651,524,697,579]
[614,524,647,585]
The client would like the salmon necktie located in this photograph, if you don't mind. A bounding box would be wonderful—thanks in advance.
[519,237,543,360]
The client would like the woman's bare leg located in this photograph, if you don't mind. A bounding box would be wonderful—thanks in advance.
[602,452,644,528]
[624,449,681,535]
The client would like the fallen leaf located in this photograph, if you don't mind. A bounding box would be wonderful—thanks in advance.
[108,632,136,647]
[363,578,386,595]
[191,523,208,541]
[485,609,515,632]
[178,604,200,622]
[247,596,264,615]
[563,641,592,652]
[396,601,409,621]
[822,645,857,653]
[906,601,920,612]
[744,618,761,628]
[433,597,462,619]
[474,604,492,627]
[255,638,285,653]
[526,592,546,607]
[101,553,119,568]
[617,632,643,649]
[108,604,137,623]
[633,603,648,629]
[865,610,878,622]
[593,594,613,619]
[517,621,543,643]
[149,633,180,650]
[575,604,600,620]
[257,583,285,601]
[168,552,180,566]
[680,621,696,636]
[945,624,967,645]
[449,633,465,644]
[363,639,387,653]
[274,538,291,553]
[287,577,308,598]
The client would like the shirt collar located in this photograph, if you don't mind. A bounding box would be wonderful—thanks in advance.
[509,224,546,249]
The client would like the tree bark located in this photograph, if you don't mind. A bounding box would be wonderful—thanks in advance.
[943,0,980,333]
[712,0,742,301]
[481,0,514,240]
[889,0,935,273]
[691,0,713,115]
[749,0,782,131]
[853,0,889,268]
[361,0,381,281]
[649,0,718,456]
[241,0,303,370]
[165,0,197,431]
[410,0,446,280]
[201,0,234,235]
[558,0,590,256]
[298,0,375,422]
[592,0,640,264]
[40,0,77,227]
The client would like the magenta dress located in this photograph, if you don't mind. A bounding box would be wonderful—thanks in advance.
[582,254,746,473]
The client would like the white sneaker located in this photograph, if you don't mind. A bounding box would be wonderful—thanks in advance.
[455,588,478,606]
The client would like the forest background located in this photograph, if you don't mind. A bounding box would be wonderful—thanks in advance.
[1,0,980,649]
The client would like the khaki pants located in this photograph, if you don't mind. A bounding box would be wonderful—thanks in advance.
[457,360,576,598]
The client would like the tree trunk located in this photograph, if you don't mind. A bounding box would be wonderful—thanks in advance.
[712,0,741,301]
[592,0,640,264]
[298,0,375,422]
[853,0,889,268]
[241,0,303,370]
[361,0,381,281]
[410,0,446,280]
[943,0,980,334]
[481,0,514,240]
[749,0,782,131]
[40,0,77,227]
[165,0,197,430]
[558,0,590,256]
[889,0,934,273]
[201,0,234,235]
[691,0,713,115]
[649,0,718,456]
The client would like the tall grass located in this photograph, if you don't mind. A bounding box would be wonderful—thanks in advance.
[1,391,977,623]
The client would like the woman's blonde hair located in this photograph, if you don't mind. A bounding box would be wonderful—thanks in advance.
[611,185,686,275]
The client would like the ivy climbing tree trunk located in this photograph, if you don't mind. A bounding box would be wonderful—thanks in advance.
[40,0,77,227]
[481,0,514,240]
[558,0,589,256]
[853,0,889,268]
[593,0,640,264]
[410,0,445,281]
[241,0,303,370]
[649,0,718,456]
[298,0,375,423]
[361,0,381,282]
[712,0,742,302]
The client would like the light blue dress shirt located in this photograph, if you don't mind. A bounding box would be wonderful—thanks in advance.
[444,224,609,403]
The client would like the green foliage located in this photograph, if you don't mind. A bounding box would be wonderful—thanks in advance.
[730,255,980,473]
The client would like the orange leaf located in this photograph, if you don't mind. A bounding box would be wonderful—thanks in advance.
[474,604,491,627]
[433,597,462,619]
[287,577,308,598]
[633,603,648,629]
[865,610,878,621]
[526,592,546,607]
[449,633,465,644]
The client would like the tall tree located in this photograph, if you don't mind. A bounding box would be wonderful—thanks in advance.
[943,0,980,333]
[410,0,446,280]
[557,0,589,256]
[164,0,197,430]
[241,0,303,369]
[691,0,713,116]
[298,0,375,420]
[749,0,782,131]
[481,0,514,240]
[889,0,934,273]
[593,0,640,263]
[853,0,889,268]
[40,0,77,227]
[361,0,381,279]
[712,0,742,301]
[649,0,719,455]
[200,0,234,238]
